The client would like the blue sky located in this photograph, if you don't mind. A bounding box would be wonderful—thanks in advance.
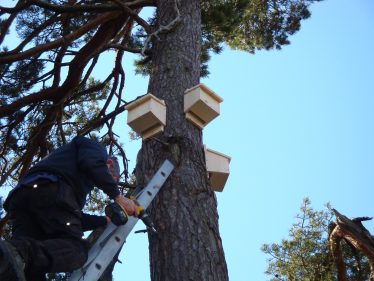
[114,1,374,280]
[1,0,374,280]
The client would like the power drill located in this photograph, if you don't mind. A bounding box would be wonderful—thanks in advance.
[105,198,157,233]
[131,197,157,233]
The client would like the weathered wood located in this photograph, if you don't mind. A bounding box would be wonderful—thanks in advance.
[329,222,348,281]
[329,209,374,281]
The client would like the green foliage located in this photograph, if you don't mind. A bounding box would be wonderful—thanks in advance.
[134,0,322,76]
[0,75,109,187]
[85,187,111,214]
[0,1,325,280]
[134,55,152,77]
[202,0,322,54]
[0,57,45,99]
[262,198,370,281]
[15,2,95,48]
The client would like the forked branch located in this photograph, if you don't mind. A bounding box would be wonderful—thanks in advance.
[329,209,374,281]
[141,0,181,56]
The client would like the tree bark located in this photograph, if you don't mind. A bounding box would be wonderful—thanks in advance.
[135,1,229,281]
[329,209,374,281]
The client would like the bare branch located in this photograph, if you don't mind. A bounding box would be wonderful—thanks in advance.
[3,15,61,56]
[0,107,34,162]
[57,108,67,145]
[329,209,374,280]
[0,14,127,117]
[78,104,128,136]
[110,134,129,180]
[99,29,131,117]
[141,0,181,56]
[31,1,118,13]
[106,43,142,54]
[0,1,30,15]
[0,11,120,63]
[81,55,100,87]
[0,157,23,187]
[52,45,69,88]
[111,0,151,33]
[30,0,155,13]
[329,222,348,281]
[20,106,60,176]
[119,0,155,8]
[0,12,17,46]
[99,68,120,116]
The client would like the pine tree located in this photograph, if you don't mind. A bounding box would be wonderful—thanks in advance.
[262,198,370,281]
[1,1,322,280]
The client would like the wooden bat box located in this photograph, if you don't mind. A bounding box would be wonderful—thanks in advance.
[125,94,166,140]
[184,84,223,129]
[205,147,231,192]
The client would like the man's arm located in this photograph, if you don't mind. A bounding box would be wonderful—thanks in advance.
[75,136,121,199]
[81,213,108,232]
[75,136,136,216]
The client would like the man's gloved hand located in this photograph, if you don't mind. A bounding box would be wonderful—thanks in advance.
[105,202,128,226]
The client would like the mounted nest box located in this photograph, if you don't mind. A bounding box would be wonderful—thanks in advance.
[205,147,231,192]
[125,94,166,140]
[184,84,223,129]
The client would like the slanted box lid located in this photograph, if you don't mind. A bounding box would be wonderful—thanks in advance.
[184,83,223,103]
[205,147,232,162]
[125,93,166,111]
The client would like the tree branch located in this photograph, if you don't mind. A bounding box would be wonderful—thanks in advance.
[19,105,59,176]
[0,157,23,187]
[329,209,374,280]
[0,1,30,15]
[141,0,181,56]
[78,104,128,136]
[31,0,118,13]
[80,55,99,87]
[329,222,348,281]
[111,0,151,33]
[0,12,17,46]
[106,43,142,54]
[30,0,155,13]
[0,11,120,63]
[3,14,61,56]
[0,14,127,117]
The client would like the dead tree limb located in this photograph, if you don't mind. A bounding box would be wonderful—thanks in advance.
[329,208,374,281]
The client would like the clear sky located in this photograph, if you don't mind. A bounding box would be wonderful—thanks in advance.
[113,1,374,280]
[1,0,374,280]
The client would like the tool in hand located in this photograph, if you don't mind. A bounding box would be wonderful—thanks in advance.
[131,197,157,234]
[69,159,174,281]
[105,198,157,234]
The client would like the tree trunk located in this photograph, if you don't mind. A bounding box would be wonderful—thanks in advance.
[135,1,229,281]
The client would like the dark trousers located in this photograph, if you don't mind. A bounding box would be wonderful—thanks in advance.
[7,182,88,281]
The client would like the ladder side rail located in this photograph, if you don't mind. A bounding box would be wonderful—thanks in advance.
[69,160,174,281]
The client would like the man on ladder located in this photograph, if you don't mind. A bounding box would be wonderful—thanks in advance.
[0,136,138,281]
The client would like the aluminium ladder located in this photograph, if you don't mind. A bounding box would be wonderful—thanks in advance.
[69,160,174,281]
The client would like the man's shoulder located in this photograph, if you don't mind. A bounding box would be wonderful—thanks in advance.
[73,136,100,147]
[74,136,107,158]
[71,136,104,149]
[73,135,89,143]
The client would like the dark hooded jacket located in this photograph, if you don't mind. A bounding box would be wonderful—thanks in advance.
[25,136,121,208]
